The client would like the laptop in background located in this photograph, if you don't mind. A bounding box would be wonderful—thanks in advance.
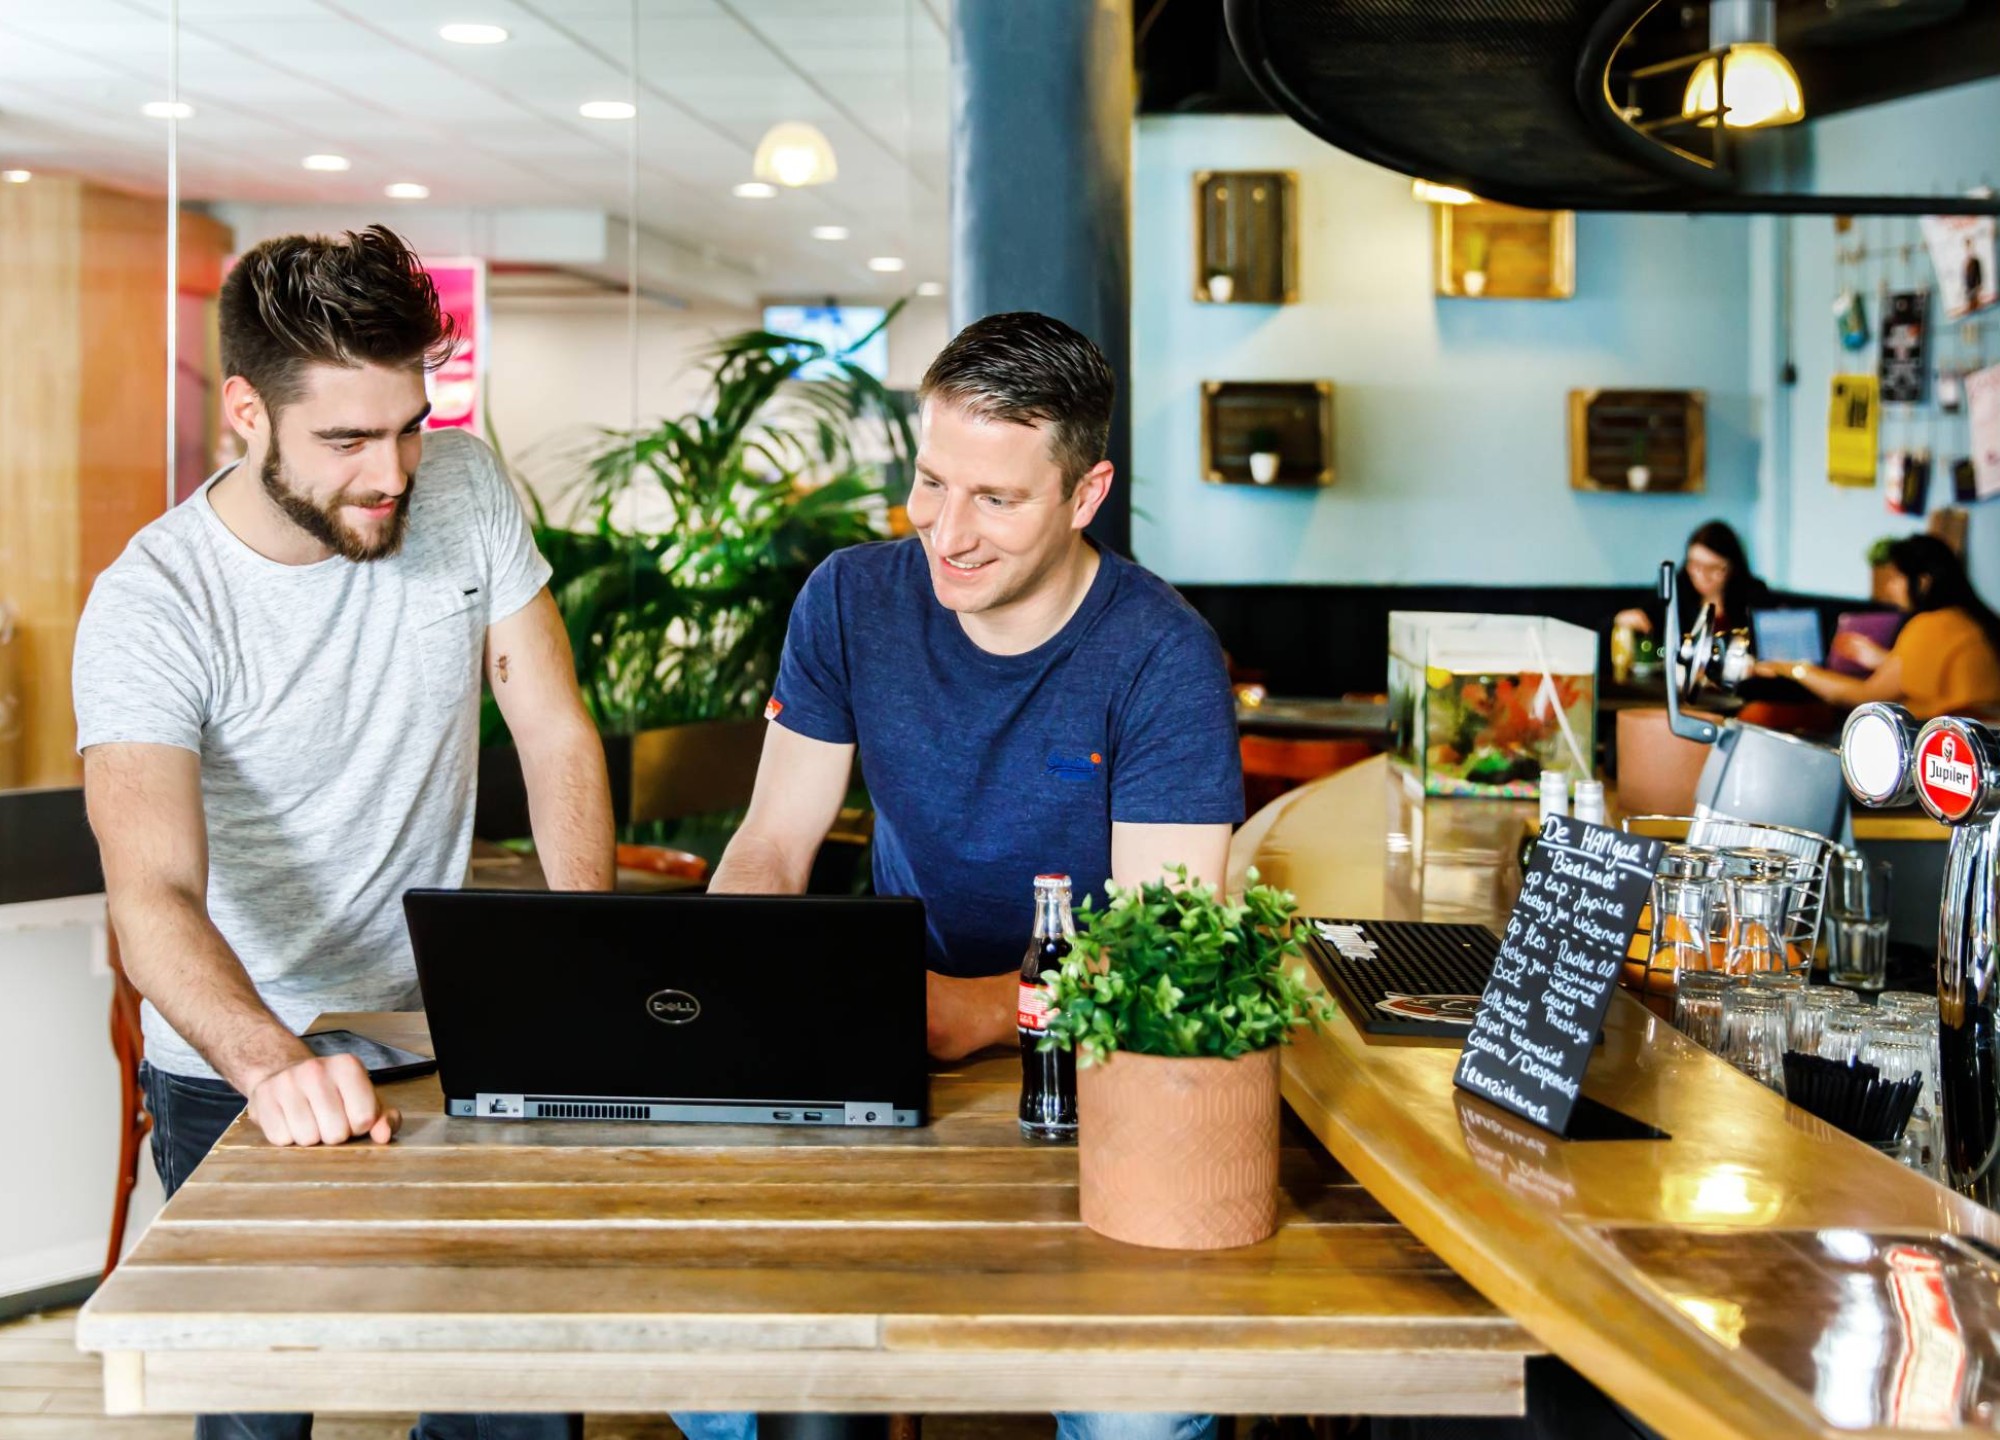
[1829,611,1906,676]
[1749,607,1824,665]
[405,889,929,1127]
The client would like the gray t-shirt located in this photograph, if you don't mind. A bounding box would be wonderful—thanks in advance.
[73,427,552,1080]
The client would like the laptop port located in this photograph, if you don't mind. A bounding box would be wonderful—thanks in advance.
[802,1110,824,1121]
[772,1110,794,1120]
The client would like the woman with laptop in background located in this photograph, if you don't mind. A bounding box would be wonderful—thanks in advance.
[1613,519,1772,642]
[1754,534,2000,720]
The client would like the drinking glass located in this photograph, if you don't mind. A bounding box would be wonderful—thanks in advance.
[1750,970,1807,1036]
[1649,871,1716,980]
[1720,988,1790,1092]
[1790,986,1862,1055]
[1721,855,1795,977]
[1817,1009,1874,1064]
[1673,970,1737,1052]
[1863,1015,1929,1101]
[1828,854,1892,992]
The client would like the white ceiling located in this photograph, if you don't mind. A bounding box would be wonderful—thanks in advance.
[0,0,952,304]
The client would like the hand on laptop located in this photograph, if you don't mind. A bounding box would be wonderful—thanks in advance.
[1829,630,1890,673]
[247,1052,401,1147]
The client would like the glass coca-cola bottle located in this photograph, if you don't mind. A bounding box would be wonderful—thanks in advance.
[1018,873,1078,1142]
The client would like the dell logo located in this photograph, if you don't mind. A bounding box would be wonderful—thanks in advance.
[646,989,701,1025]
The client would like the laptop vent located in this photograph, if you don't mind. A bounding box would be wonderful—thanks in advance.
[534,1100,650,1120]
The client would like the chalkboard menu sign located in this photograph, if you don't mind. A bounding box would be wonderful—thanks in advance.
[1453,814,1665,1137]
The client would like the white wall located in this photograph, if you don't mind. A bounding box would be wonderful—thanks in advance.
[0,904,162,1301]
[1131,116,1761,586]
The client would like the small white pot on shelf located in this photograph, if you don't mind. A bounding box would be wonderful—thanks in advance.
[1248,451,1281,485]
[1206,273,1235,303]
[1461,269,1488,297]
[1626,464,1652,493]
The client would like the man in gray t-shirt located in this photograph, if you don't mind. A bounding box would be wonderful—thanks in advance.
[75,227,607,1440]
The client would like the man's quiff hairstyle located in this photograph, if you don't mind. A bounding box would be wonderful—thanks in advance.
[219,225,457,413]
[917,312,1115,499]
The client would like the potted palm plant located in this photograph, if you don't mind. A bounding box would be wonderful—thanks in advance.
[1040,868,1335,1250]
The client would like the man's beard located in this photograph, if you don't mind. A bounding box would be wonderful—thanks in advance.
[260,434,412,562]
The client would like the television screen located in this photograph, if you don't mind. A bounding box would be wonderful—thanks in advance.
[763,303,889,381]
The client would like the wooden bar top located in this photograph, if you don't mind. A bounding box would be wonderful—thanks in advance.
[1234,756,2000,1439]
[78,1009,1536,1418]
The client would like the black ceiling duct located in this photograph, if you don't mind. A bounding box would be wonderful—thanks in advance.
[1222,0,1999,216]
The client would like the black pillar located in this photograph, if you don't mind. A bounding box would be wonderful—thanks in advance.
[951,0,1134,555]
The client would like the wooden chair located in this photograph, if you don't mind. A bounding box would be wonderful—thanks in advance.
[103,928,150,1280]
[629,717,769,826]
[1239,734,1375,817]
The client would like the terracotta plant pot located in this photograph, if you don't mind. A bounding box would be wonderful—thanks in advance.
[1076,1046,1280,1250]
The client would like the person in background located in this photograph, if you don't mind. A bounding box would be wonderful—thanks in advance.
[1613,518,1771,642]
[1754,534,2000,719]
[73,226,612,1440]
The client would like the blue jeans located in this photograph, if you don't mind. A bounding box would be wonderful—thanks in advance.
[673,1414,1217,1440]
[141,1063,583,1440]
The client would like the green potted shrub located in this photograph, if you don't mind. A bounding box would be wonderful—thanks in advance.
[1040,868,1335,1250]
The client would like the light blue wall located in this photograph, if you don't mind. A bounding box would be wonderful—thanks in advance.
[1761,78,2000,601]
[1131,117,1759,586]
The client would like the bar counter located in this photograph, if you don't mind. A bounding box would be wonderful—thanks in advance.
[1235,755,2000,1439]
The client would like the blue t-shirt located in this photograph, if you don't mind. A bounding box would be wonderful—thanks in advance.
[771,538,1244,977]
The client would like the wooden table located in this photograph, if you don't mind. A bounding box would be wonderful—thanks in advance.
[1236,756,2000,1439]
[78,1010,1537,1418]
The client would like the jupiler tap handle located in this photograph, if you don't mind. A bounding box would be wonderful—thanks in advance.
[1909,716,2000,826]
[1841,703,1919,809]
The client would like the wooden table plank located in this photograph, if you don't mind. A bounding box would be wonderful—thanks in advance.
[78,1011,1536,1416]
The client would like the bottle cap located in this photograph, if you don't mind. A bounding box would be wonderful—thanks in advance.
[1034,873,1071,888]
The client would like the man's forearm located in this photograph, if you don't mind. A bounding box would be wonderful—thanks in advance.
[709,828,814,894]
[927,971,1018,1060]
[520,723,615,891]
[111,885,310,1093]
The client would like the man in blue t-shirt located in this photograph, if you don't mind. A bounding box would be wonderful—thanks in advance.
[684,311,1241,1440]
[712,309,1243,1056]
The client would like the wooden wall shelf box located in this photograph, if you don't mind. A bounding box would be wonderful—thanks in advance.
[1202,381,1334,488]
[1193,171,1298,305]
[1433,201,1575,300]
[1568,389,1706,493]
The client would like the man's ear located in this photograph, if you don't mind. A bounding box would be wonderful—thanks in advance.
[1068,460,1115,531]
[221,375,268,449]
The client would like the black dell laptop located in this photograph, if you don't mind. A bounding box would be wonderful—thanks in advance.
[404,889,929,1127]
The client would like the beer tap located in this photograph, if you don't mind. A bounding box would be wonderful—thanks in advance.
[1842,703,2000,1203]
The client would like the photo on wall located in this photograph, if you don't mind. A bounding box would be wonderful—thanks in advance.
[1922,214,1998,319]
[1878,290,1930,404]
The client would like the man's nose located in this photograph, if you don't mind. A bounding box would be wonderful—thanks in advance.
[928,489,974,554]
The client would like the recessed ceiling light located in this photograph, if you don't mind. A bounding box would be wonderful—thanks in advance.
[302,154,351,172]
[1,170,30,184]
[439,22,509,44]
[867,256,905,273]
[142,101,195,120]
[916,281,944,297]
[579,101,636,120]
[732,181,777,199]
[811,225,849,241]
[752,121,838,188]
[385,182,430,200]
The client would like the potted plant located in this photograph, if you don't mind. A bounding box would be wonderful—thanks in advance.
[1245,425,1283,485]
[1626,429,1652,492]
[1460,227,1491,297]
[1205,269,1235,303]
[1040,868,1336,1250]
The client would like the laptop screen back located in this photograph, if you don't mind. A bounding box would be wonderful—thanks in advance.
[1750,608,1823,664]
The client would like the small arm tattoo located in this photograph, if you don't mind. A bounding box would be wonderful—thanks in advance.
[495,655,509,684]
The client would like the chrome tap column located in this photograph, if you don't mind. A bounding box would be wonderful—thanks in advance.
[1842,704,2000,1202]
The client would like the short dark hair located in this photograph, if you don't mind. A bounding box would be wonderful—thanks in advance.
[219,225,457,413]
[918,311,1115,497]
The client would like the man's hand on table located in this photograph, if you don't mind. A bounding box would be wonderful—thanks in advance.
[245,1051,401,1147]
[926,971,1017,1061]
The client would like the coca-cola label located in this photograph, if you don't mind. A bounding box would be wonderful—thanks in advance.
[1916,729,1980,820]
[1017,982,1051,1031]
